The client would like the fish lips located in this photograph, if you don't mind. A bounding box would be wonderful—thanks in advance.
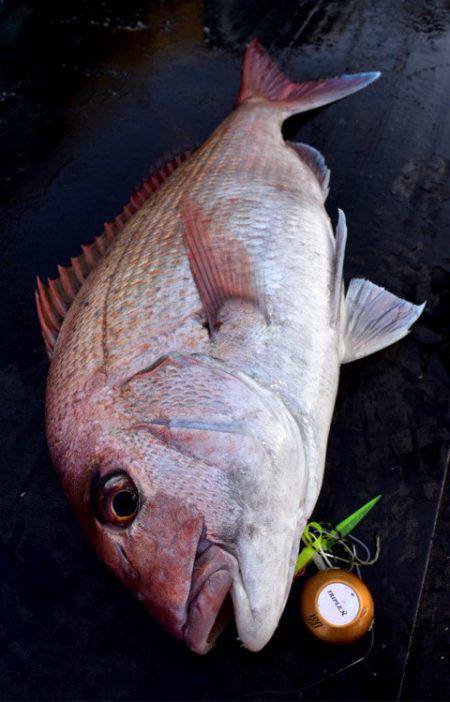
[183,544,237,655]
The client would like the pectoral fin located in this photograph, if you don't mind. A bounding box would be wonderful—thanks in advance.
[342,278,425,363]
[182,197,266,332]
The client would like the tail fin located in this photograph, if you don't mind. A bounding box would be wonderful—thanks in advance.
[237,39,380,113]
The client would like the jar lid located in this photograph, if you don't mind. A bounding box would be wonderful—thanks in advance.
[300,568,374,644]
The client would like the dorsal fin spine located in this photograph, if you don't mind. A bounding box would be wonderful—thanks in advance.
[47,278,68,317]
[35,291,56,356]
[57,265,78,298]
[104,223,115,243]
[70,257,87,285]
[37,278,60,330]
[81,244,99,268]
[95,237,104,254]
[115,214,124,230]
[36,149,191,359]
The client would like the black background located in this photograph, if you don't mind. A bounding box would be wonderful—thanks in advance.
[0,1,449,700]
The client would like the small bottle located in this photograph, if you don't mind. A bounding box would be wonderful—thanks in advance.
[300,568,374,644]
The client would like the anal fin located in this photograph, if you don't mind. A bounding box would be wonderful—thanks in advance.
[182,197,265,332]
[342,278,425,363]
[289,142,330,199]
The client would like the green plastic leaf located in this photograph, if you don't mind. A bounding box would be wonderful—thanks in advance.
[334,494,382,538]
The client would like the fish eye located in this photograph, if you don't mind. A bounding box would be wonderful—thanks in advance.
[93,472,139,526]
[112,490,137,518]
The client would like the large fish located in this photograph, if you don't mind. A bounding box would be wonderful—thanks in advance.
[36,40,424,654]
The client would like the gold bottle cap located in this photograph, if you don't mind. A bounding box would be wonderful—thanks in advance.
[300,568,374,644]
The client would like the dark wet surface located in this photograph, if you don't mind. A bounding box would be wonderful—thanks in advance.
[0,1,449,699]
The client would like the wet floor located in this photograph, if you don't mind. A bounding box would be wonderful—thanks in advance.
[0,1,449,699]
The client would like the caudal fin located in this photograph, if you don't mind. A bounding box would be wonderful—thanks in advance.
[237,39,380,113]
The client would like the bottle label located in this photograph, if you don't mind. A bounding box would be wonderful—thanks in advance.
[317,581,360,626]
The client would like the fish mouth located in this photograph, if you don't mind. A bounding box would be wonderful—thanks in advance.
[184,570,233,654]
[183,544,237,655]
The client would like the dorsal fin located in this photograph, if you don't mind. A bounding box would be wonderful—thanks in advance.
[36,150,191,359]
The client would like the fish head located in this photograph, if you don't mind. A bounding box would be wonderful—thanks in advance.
[54,352,306,654]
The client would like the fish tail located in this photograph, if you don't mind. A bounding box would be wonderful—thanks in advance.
[236,39,380,114]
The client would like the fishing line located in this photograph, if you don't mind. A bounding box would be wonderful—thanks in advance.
[235,626,375,700]
[304,523,381,572]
